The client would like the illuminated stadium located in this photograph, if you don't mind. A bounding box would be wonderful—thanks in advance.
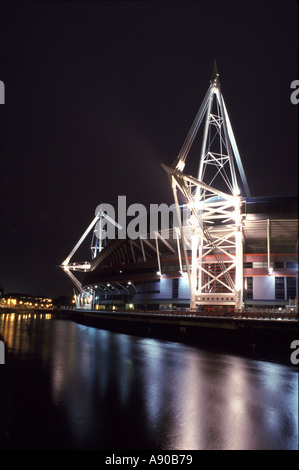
[61,66,298,313]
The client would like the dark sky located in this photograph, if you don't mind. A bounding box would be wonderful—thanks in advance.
[0,0,298,298]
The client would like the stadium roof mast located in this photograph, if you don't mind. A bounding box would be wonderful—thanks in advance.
[61,210,121,295]
[162,61,250,311]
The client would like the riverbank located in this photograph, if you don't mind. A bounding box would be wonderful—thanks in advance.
[0,307,55,314]
[62,308,298,364]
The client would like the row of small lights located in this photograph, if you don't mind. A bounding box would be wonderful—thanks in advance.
[1,313,52,320]
[91,271,188,290]
[79,271,188,309]
[1,299,53,307]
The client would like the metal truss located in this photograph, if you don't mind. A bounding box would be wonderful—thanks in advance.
[61,210,121,303]
[163,63,249,310]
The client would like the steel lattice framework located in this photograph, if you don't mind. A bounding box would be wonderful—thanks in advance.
[60,210,121,299]
[61,64,251,311]
[162,63,250,310]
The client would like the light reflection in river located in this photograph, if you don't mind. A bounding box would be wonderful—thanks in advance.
[0,314,298,450]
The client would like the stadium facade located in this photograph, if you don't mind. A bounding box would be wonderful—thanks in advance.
[73,196,297,312]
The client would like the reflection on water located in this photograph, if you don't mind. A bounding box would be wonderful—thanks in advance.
[0,313,298,450]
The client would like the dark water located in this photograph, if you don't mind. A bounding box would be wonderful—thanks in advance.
[0,313,298,450]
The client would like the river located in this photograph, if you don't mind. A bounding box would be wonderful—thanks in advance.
[0,312,298,450]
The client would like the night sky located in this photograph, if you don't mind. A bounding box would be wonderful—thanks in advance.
[0,1,298,298]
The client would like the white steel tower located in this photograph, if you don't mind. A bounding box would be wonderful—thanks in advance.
[61,210,121,303]
[162,62,250,311]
